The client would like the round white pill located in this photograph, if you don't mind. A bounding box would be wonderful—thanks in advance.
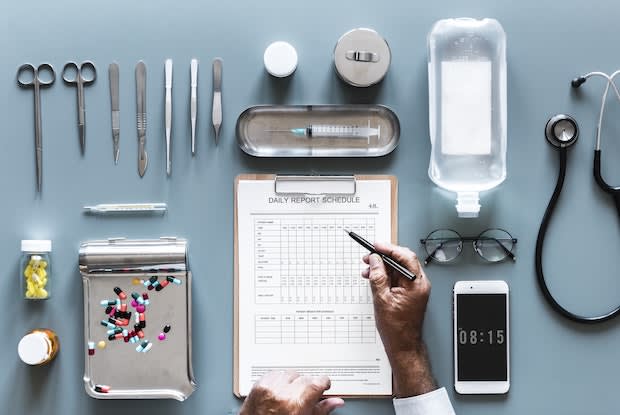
[264,41,298,78]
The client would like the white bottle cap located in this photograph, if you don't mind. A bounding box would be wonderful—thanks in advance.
[21,240,52,252]
[18,332,51,365]
[264,41,298,78]
[456,192,481,218]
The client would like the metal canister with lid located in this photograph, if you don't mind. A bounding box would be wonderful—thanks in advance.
[333,28,391,87]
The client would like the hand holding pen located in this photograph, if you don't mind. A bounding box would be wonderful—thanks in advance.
[358,241,436,397]
[344,229,417,280]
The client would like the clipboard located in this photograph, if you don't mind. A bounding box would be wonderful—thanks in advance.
[234,174,398,398]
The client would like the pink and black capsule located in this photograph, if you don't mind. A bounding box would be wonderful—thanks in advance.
[113,286,127,300]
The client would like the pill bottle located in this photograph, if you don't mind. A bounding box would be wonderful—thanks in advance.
[21,240,52,300]
[18,328,60,365]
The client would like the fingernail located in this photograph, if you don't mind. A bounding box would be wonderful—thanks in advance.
[369,254,380,267]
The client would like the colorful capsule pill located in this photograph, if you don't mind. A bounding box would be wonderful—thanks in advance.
[149,276,158,283]
[163,325,171,333]
[132,278,141,285]
[136,340,148,352]
[113,287,127,300]
[143,280,151,288]
[119,303,127,312]
[94,385,110,393]
[88,341,95,355]
[143,343,153,353]
[100,300,116,306]
[158,333,166,341]
[156,280,169,291]
[101,320,116,329]
[136,304,145,313]
[166,276,182,285]
[105,306,113,314]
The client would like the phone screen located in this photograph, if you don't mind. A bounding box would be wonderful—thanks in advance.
[456,294,508,381]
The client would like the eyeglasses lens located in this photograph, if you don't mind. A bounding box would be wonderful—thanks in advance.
[474,229,514,262]
[424,229,462,263]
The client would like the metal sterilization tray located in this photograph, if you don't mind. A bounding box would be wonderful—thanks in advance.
[79,237,196,401]
[236,105,400,157]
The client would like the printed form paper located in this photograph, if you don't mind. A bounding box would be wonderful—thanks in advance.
[237,179,393,396]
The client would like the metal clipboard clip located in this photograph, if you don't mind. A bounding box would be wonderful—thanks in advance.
[274,175,357,195]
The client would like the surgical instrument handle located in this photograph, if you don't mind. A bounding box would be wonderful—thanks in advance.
[190,59,198,154]
[34,80,43,192]
[212,58,222,143]
[165,59,173,175]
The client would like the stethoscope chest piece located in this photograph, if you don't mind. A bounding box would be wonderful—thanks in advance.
[545,114,579,148]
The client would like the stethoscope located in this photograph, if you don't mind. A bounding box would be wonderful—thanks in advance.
[536,70,620,324]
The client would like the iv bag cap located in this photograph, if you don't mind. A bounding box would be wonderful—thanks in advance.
[264,41,298,78]
[456,192,481,218]
[18,332,50,365]
[21,240,52,252]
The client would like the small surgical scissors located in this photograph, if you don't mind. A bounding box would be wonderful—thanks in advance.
[17,63,56,192]
[62,61,96,154]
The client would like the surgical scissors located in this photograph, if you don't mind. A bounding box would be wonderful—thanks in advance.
[62,61,96,154]
[17,63,56,192]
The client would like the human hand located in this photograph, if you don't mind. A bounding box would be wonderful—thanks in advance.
[362,242,437,397]
[239,371,345,415]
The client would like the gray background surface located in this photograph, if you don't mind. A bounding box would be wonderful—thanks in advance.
[2,0,619,414]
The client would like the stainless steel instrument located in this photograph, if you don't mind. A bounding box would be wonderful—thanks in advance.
[109,63,120,164]
[212,58,222,143]
[135,61,148,177]
[63,61,97,155]
[17,63,56,192]
[165,59,173,176]
[190,59,198,155]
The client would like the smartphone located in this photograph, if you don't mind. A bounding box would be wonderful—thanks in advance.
[453,280,509,394]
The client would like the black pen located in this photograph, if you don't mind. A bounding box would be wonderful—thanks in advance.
[344,229,417,281]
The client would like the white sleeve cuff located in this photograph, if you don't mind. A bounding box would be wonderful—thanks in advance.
[393,387,456,415]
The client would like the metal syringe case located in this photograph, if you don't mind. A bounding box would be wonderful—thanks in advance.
[79,237,196,401]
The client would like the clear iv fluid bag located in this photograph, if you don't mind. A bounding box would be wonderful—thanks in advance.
[427,18,507,217]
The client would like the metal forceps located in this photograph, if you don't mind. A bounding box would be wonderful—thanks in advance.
[17,63,56,192]
[62,61,96,154]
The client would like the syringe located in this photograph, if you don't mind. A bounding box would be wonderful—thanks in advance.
[268,121,380,140]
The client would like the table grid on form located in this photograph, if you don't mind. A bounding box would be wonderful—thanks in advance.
[255,313,377,344]
[254,216,376,305]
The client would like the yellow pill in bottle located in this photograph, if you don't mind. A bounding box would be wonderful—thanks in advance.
[21,240,52,300]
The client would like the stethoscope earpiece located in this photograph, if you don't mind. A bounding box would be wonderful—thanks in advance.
[545,114,579,149]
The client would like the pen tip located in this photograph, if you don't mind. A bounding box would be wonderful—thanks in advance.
[343,228,351,234]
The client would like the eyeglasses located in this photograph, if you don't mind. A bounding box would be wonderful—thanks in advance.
[420,228,517,265]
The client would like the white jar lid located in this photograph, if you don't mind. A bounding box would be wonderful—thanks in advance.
[21,240,52,252]
[18,332,51,365]
[264,41,298,78]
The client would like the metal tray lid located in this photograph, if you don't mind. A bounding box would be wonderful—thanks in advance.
[79,237,188,274]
